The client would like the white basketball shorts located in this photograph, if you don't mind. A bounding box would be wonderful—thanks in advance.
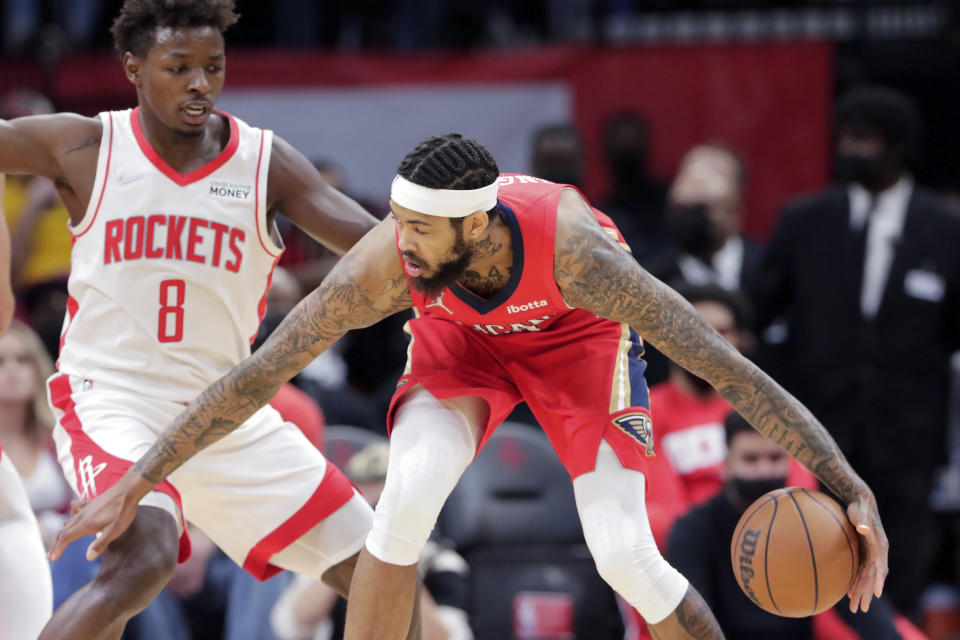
[47,373,371,580]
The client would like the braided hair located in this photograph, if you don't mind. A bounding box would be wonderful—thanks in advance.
[397,133,501,226]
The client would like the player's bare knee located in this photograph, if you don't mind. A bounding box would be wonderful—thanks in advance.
[93,507,179,606]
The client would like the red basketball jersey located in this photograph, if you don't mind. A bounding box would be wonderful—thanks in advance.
[403,174,629,333]
[391,175,653,479]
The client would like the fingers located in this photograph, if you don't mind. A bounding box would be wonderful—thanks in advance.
[48,515,85,561]
[847,566,876,612]
[845,507,885,613]
[85,524,118,562]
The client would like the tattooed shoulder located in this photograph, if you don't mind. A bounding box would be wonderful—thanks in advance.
[552,188,652,321]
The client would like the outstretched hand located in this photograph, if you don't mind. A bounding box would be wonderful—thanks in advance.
[48,475,144,562]
[845,495,889,612]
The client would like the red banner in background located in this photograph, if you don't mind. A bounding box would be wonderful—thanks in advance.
[569,43,832,239]
[5,42,831,240]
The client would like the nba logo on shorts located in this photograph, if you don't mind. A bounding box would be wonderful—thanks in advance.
[612,412,655,457]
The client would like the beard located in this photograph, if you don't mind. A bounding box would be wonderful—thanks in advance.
[407,231,475,299]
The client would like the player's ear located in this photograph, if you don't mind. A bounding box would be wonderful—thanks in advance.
[465,210,490,238]
[122,52,141,84]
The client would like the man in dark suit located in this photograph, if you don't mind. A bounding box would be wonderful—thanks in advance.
[752,85,960,617]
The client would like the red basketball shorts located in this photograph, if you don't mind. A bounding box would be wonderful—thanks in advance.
[388,311,656,479]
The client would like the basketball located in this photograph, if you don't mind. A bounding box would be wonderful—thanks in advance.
[730,487,859,617]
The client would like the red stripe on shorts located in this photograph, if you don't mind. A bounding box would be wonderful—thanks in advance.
[242,461,356,581]
[47,374,193,562]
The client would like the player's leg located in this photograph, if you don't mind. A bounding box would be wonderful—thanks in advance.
[39,503,180,640]
[343,386,485,640]
[175,401,422,640]
[265,501,423,640]
[42,376,190,640]
[0,451,53,639]
[573,442,724,640]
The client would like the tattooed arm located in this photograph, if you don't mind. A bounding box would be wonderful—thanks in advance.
[552,189,887,613]
[49,217,411,561]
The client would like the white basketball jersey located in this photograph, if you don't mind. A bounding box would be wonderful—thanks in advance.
[58,108,281,402]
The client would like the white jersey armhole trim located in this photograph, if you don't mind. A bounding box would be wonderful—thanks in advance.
[71,111,113,238]
[254,129,283,257]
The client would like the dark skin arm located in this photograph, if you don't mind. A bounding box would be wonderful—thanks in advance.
[0,115,101,326]
[266,135,378,255]
[551,189,887,614]
[0,114,102,225]
[49,217,411,560]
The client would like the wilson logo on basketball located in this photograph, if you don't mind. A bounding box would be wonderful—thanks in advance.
[738,528,762,606]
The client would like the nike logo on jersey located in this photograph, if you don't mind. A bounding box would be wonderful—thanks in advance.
[116,173,146,185]
[506,299,548,314]
[103,214,245,272]
[77,455,108,499]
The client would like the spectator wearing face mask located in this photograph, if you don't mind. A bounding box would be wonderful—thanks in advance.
[642,284,815,550]
[752,85,960,619]
[663,412,924,640]
[648,142,764,293]
[598,111,669,264]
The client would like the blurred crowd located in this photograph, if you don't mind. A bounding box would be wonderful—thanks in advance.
[1,0,877,55]
[3,57,960,640]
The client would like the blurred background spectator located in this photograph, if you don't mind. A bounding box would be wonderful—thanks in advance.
[530,123,585,190]
[598,111,668,264]
[650,142,762,293]
[0,319,69,547]
[1,89,71,360]
[4,1,960,637]
[666,412,924,640]
[752,85,960,621]
[643,284,816,547]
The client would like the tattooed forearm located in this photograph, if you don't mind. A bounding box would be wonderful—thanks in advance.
[134,229,411,485]
[552,192,869,504]
[654,585,724,640]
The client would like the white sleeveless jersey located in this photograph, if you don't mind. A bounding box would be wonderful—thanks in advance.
[58,108,282,402]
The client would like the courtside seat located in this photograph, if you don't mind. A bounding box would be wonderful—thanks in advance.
[438,422,623,640]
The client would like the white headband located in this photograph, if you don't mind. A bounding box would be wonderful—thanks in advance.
[390,175,499,218]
